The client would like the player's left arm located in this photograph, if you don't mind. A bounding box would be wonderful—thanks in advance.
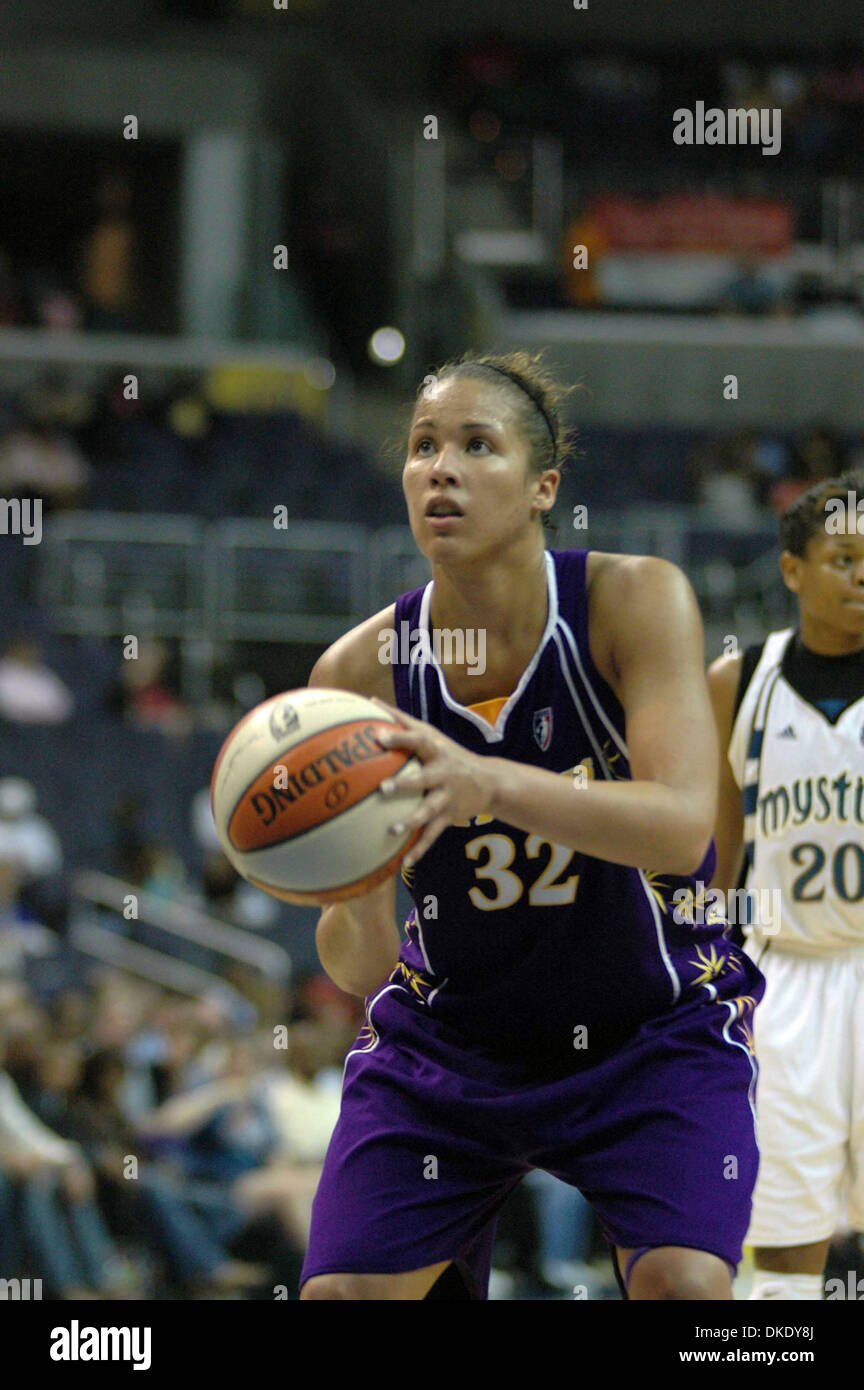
[377,557,717,876]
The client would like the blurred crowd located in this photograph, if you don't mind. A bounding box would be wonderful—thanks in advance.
[446,42,864,177]
[0,968,355,1299]
[690,421,864,524]
[0,758,622,1301]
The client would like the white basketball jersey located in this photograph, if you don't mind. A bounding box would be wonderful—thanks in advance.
[728,628,864,956]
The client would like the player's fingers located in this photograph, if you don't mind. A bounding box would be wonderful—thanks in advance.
[402,814,449,869]
[376,727,442,764]
[388,788,447,834]
[380,751,451,794]
[376,725,420,749]
[379,767,433,798]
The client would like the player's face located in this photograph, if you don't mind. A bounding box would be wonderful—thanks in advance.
[403,377,558,562]
[781,529,864,636]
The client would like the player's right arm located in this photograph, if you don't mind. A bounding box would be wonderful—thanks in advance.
[307,606,404,998]
[706,652,745,896]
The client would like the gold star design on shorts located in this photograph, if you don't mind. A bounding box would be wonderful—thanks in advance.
[688,943,728,986]
[394,962,428,1000]
[355,1017,379,1053]
[644,869,671,914]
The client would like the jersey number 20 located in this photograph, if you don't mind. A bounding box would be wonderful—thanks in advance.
[790,840,864,903]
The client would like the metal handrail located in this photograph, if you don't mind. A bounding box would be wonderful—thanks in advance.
[70,916,252,1007]
[72,870,291,981]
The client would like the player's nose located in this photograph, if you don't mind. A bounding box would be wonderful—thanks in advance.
[427,444,462,483]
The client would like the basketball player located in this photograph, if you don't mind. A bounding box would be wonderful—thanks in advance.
[300,352,764,1301]
[708,471,864,1300]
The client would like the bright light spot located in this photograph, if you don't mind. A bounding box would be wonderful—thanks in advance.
[303,357,336,390]
[369,327,406,365]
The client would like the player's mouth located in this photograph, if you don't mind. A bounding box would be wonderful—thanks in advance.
[425,497,464,528]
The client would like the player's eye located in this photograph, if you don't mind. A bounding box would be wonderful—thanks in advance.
[413,438,435,455]
[466,437,491,453]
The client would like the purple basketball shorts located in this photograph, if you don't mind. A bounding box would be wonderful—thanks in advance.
[301,982,759,1298]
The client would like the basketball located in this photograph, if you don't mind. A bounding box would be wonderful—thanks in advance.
[210,687,424,905]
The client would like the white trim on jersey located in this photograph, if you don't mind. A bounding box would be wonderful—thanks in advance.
[342,982,406,1079]
[551,626,612,776]
[413,913,434,973]
[741,633,790,870]
[556,615,628,759]
[719,1000,759,1119]
[412,551,560,744]
[636,866,682,1003]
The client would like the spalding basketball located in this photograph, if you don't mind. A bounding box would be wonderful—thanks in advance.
[210,688,424,905]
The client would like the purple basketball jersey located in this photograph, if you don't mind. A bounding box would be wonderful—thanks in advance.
[388,548,762,1076]
[300,549,764,1296]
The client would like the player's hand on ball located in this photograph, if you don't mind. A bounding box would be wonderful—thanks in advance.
[372,700,496,867]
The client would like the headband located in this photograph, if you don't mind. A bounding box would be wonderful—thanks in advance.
[478,362,558,463]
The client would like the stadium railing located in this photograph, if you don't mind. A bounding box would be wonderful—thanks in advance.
[36,508,792,694]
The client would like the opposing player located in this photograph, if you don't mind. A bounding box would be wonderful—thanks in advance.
[708,471,864,1300]
[300,352,764,1301]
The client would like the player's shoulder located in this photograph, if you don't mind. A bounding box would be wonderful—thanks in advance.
[308,603,396,701]
[587,551,699,639]
[708,639,776,733]
[587,550,693,603]
[707,649,743,694]
[706,650,744,730]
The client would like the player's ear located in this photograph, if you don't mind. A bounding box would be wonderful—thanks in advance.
[531,468,559,518]
[779,549,802,594]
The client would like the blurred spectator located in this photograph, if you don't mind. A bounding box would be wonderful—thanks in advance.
[0,858,60,978]
[190,788,281,929]
[64,1048,268,1294]
[718,255,787,318]
[37,289,85,334]
[142,1028,334,1253]
[690,437,762,524]
[767,422,847,513]
[79,172,138,333]
[0,413,90,510]
[135,841,189,903]
[108,638,191,735]
[561,208,608,308]
[196,849,281,930]
[0,779,63,882]
[0,1027,130,1298]
[0,639,75,725]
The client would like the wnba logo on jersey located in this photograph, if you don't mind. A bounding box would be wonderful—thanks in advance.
[532,708,553,751]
